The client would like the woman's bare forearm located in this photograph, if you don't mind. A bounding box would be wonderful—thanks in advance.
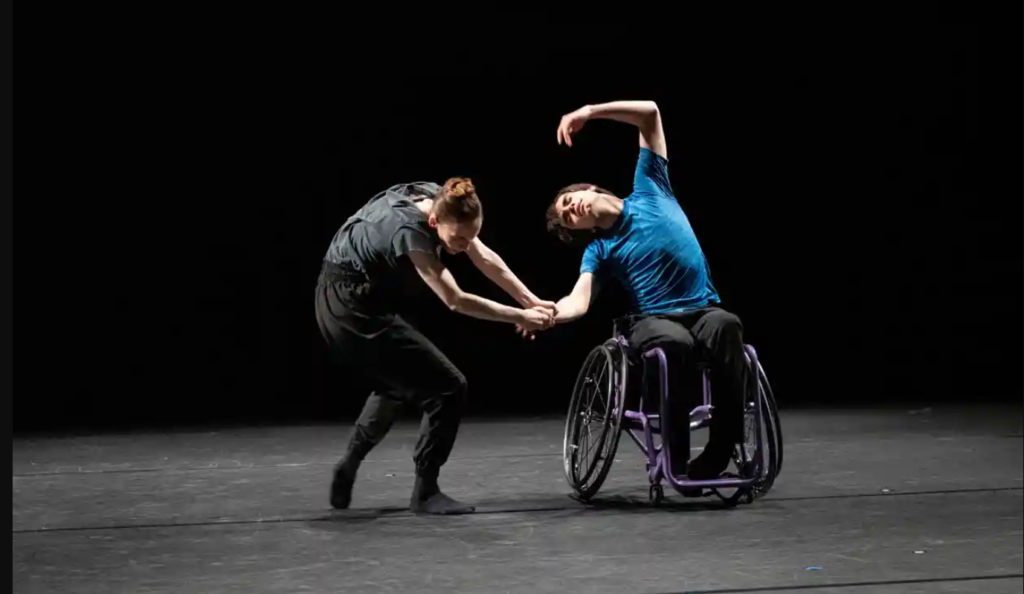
[451,293,525,324]
[467,239,543,306]
[477,257,537,306]
[410,249,526,325]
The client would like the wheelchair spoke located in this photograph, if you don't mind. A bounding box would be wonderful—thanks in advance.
[579,421,591,472]
[580,419,603,467]
[574,405,609,481]
[584,363,609,414]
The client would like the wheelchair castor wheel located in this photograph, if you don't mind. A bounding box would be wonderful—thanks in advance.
[649,484,664,506]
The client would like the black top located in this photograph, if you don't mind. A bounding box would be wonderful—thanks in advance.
[323,182,442,313]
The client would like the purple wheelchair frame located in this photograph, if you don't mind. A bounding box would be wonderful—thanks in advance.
[615,334,766,497]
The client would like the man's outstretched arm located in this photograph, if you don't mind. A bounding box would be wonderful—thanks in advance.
[516,273,598,339]
[557,100,667,159]
[516,274,598,337]
[553,273,598,324]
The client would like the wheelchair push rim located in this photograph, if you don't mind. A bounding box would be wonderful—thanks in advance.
[720,356,783,501]
[749,359,783,496]
[709,352,783,504]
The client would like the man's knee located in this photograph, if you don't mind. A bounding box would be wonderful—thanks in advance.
[631,318,694,355]
[704,310,743,343]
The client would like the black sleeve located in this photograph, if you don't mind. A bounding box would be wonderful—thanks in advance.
[392,224,438,258]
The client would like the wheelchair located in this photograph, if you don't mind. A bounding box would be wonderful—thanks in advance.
[562,317,783,506]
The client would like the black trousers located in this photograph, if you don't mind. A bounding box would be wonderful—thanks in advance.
[623,306,748,469]
[314,265,467,477]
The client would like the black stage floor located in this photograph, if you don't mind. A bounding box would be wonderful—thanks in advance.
[13,405,1024,593]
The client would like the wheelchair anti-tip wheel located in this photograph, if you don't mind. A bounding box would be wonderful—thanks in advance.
[649,483,664,506]
[563,339,627,501]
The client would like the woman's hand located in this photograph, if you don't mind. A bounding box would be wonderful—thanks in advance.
[519,295,558,316]
[515,306,557,340]
[516,306,556,334]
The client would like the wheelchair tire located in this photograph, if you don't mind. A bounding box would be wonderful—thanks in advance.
[759,361,783,477]
[563,339,627,501]
[737,354,783,498]
[756,360,783,494]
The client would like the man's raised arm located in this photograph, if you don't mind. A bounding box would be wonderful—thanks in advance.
[557,100,667,159]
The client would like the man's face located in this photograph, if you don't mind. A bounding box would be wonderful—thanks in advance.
[553,189,600,230]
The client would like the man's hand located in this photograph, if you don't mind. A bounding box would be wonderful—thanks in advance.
[557,106,593,148]
[514,307,557,340]
[515,306,555,339]
[516,297,558,340]
[558,100,666,159]
[519,295,559,316]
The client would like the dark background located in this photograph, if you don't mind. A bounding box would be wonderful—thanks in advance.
[14,21,1020,433]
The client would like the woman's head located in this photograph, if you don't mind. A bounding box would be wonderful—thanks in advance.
[429,177,483,254]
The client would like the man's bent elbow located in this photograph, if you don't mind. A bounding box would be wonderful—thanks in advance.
[643,103,661,125]
[630,101,659,119]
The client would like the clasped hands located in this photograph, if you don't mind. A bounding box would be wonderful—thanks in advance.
[515,297,559,340]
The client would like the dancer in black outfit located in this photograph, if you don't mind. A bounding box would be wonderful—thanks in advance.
[316,177,555,515]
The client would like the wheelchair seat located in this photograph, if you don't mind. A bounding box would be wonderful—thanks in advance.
[611,315,714,371]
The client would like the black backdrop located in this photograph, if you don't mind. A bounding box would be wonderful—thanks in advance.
[15,22,1019,433]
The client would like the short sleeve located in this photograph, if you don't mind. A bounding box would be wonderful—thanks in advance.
[632,148,674,198]
[580,240,604,276]
[392,224,438,258]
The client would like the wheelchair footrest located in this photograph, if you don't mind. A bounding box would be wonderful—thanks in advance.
[623,418,660,433]
[689,404,713,425]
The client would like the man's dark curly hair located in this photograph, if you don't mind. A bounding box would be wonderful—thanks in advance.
[545,183,617,245]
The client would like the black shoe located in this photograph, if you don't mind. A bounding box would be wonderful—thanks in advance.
[409,474,475,515]
[329,460,358,510]
[687,441,735,481]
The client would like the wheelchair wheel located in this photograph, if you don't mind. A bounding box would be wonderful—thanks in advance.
[735,356,783,498]
[563,339,627,501]
[758,360,783,477]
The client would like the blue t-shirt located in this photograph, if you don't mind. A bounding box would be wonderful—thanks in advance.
[581,149,720,314]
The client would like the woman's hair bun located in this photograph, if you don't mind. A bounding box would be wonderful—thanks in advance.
[432,177,482,224]
[444,177,475,199]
